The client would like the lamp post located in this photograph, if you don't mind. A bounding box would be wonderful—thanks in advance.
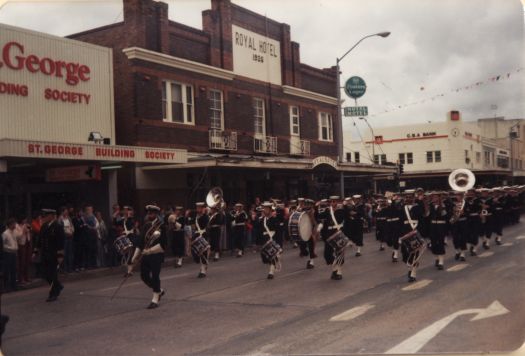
[509,122,520,183]
[359,116,375,161]
[336,31,390,197]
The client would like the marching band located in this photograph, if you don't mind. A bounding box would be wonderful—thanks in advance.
[83,171,525,309]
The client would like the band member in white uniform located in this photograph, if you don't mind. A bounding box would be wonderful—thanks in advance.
[319,196,346,280]
[258,202,281,279]
[192,202,210,278]
[131,205,167,309]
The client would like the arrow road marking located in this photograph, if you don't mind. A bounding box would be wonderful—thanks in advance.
[402,279,432,291]
[446,264,469,272]
[330,304,375,322]
[478,251,494,258]
[385,300,509,354]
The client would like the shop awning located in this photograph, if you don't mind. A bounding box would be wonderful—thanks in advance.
[0,139,187,164]
[140,154,394,174]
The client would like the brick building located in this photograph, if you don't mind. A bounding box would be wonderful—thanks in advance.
[69,0,390,208]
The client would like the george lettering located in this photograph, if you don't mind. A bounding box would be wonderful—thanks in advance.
[0,41,91,86]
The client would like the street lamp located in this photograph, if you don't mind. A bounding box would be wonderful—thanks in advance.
[509,122,520,180]
[359,116,375,161]
[336,31,390,196]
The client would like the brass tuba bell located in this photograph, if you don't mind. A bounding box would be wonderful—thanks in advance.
[448,168,476,192]
[206,187,225,209]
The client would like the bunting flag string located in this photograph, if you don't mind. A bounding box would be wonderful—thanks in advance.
[369,67,524,118]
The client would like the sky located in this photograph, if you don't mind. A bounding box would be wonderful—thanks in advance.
[0,0,523,138]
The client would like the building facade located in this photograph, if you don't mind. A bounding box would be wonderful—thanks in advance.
[69,0,392,208]
[0,23,186,218]
[345,111,524,191]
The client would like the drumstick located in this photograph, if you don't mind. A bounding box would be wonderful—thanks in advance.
[110,274,130,301]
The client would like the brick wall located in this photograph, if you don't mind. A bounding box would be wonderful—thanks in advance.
[69,0,338,158]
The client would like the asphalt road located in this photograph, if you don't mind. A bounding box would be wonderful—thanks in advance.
[2,222,525,355]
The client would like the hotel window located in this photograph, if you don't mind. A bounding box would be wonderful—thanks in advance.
[290,106,300,136]
[346,152,352,162]
[354,152,360,163]
[208,89,223,130]
[253,97,266,136]
[162,81,194,124]
[484,151,491,166]
[319,112,333,141]
[434,150,441,162]
[426,151,433,163]
[476,152,481,163]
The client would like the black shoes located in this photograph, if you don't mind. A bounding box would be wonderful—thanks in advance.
[197,272,206,278]
[306,261,314,269]
[147,302,159,309]
[437,264,444,270]
[392,252,398,262]
[267,274,274,280]
[379,246,385,251]
[408,272,416,283]
[355,252,362,257]
[330,271,342,280]
[496,240,502,246]
[460,256,466,262]
[454,253,460,261]
[46,295,57,302]
[482,242,490,250]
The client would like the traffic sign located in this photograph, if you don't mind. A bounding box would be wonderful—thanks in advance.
[344,106,368,117]
[344,76,366,99]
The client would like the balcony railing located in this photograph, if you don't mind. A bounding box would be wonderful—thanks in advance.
[290,137,310,156]
[254,135,278,154]
[209,129,237,151]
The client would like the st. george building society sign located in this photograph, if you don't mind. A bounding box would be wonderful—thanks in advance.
[231,24,282,85]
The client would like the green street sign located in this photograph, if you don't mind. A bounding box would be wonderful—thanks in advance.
[344,106,368,117]
[344,76,366,99]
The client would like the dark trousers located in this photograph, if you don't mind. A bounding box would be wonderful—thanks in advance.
[323,241,344,265]
[233,227,246,251]
[140,253,163,293]
[74,236,88,269]
[299,238,316,258]
[2,252,17,291]
[209,229,221,252]
[43,260,62,297]
[170,231,185,257]
[452,221,468,250]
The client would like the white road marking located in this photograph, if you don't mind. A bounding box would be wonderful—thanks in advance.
[478,251,494,258]
[446,264,469,272]
[515,235,525,240]
[501,242,513,247]
[385,300,509,354]
[330,304,375,322]
[93,271,195,293]
[402,279,432,291]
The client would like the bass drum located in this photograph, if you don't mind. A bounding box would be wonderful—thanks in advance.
[288,211,313,242]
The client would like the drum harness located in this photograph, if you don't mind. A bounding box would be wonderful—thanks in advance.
[329,207,347,267]
[263,216,282,271]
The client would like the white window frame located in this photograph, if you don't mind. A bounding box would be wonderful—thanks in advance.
[434,150,441,163]
[426,151,434,163]
[398,153,406,165]
[162,80,194,125]
[354,151,360,163]
[208,89,224,130]
[289,105,300,136]
[318,112,333,142]
[407,152,413,164]
[253,97,266,137]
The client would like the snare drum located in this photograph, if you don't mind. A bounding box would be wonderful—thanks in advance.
[288,211,313,242]
[326,230,350,251]
[191,235,210,256]
[261,239,282,262]
[114,235,133,256]
[400,230,424,253]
